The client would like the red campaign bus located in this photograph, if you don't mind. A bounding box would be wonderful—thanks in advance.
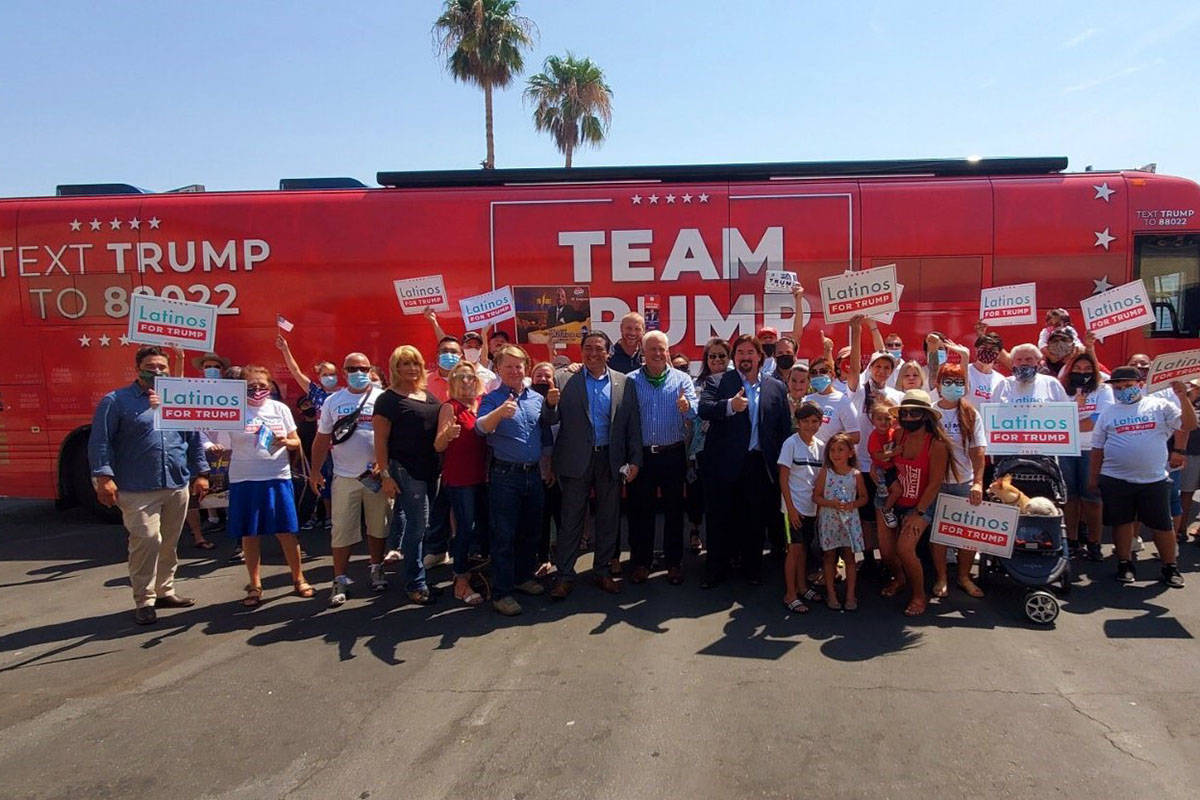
[1,157,1197,515]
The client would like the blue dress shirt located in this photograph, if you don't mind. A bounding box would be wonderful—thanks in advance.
[627,366,697,447]
[477,384,551,463]
[585,370,612,447]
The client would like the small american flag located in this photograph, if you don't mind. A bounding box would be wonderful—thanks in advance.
[276,314,294,332]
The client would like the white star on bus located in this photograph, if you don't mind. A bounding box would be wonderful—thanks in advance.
[682,193,693,203]
[148,217,161,229]
[1093,182,1115,202]
[648,194,659,204]
[698,193,709,203]
[69,219,81,231]
[631,195,642,205]
[119,335,131,346]
[109,218,122,230]
[98,334,111,347]
[1093,228,1115,250]
[665,194,676,204]
[89,219,101,231]
[78,334,91,347]
[129,218,140,229]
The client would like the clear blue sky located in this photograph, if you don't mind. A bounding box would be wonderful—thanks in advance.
[2,1,1197,196]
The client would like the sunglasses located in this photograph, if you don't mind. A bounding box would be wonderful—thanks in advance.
[344,366,370,373]
[898,410,925,420]
[707,353,729,360]
[811,368,832,375]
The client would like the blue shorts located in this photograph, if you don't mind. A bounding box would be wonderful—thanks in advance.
[1059,452,1097,502]
[228,478,299,537]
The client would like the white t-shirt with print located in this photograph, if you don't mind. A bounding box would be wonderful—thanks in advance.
[1092,395,1182,483]
[938,403,986,485]
[967,364,1004,403]
[777,433,824,517]
[212,399,296,483]
[994,373,1068,405]
[318,386,383,478]
[802,389,857,449]
[1069,383,1114,450]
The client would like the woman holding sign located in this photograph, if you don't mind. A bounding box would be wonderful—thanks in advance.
[211,365,314,607]
[930,364,987,599]
[1058,352,1112,561]
[878,390,956,616]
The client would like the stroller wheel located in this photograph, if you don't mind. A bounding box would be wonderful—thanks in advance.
[1024,590,1059,625]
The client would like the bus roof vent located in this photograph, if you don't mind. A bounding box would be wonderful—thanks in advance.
[279,177,368,191]
[167,183,206,193]
[55,183,149,197]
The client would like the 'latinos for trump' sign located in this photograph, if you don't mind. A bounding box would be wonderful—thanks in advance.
[153,377,246,430]
[1146,348,1200,393]
[393,274,450,315]
[1080,279,1155,339]
[981,402,1080,456]
[460,285,516,328]
[979,282,1037,326]
[819,264,899,323]
[931,494,1019,559]
[127,293,218,351]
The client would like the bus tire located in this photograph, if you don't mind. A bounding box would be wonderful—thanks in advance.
[67,442,120,524]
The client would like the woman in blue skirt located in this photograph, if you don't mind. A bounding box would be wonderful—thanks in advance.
[212,365,315,606]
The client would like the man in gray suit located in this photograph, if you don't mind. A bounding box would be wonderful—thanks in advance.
[550,331,643,599]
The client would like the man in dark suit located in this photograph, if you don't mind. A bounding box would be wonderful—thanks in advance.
[548,287,586,326]
[549,331,643,598]
[698,333,793,587]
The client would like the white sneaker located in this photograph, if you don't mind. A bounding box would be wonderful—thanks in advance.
[330,575,353,607]
[383,549,402,564]
[369,563,388,592]
[422,551,450,570]
[1132,535,1144,553]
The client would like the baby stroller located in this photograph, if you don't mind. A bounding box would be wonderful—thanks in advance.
[978,456,1070,625]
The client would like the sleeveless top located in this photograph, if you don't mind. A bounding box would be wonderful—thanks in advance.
[893,433,933,510]
[441,399,486,487]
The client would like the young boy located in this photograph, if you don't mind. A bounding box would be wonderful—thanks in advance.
[867,398,902,530]
[778,403,827,612]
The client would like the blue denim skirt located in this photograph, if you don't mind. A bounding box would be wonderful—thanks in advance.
[228,478,299,537]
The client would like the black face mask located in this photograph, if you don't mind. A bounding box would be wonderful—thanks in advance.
[775,354,796,371]
[529,382,550,397]
[1068,372,1093,390]
[899,418,925,432]
[761,343,776,358]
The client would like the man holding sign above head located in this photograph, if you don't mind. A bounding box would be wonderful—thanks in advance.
[89,346,210,625]
[1089,367,1196,588]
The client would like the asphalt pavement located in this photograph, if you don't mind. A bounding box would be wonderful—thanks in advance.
[1,497,1199,800]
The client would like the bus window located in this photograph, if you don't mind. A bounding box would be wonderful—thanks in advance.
[1135,234,1200,338]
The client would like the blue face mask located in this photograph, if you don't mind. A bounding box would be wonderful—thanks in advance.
[203,367,221,379]
[319,374,338,390]
[810,375,832,392]
[888,348,903,361]
[347,371,371,390]
[438,352,461,371]
[1115,385,1142,404]
[1014,365,1038,383]
[940,382,965,402]
[930,349,945,366]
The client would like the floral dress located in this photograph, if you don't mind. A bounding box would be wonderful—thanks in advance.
[817,468,864,552]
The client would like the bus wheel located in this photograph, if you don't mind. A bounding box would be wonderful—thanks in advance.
[68,443,120,523]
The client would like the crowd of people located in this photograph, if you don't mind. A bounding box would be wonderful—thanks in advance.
[87,286,1199,625]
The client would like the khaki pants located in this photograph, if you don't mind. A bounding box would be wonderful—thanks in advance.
[330,475,392,548]
[116,487,189,608]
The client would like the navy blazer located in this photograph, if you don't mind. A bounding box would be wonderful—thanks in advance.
[698,369,792,484]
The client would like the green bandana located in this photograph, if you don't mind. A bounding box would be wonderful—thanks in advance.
[643,367,668,389]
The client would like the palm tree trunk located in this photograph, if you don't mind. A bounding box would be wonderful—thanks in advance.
[564,142,573,169]
[484,80,495,170]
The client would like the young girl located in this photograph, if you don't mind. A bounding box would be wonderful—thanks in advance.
[813,432,869,611]
[867,397,902,531]
[777,403,826,613]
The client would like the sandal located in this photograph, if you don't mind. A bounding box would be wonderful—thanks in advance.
[785,598,809,614]
[293,581,315,598]
[880,579,907,598]
[827,596,842,611]
[903,600,927,617]
[958,579,984,598]
[801,587,825,604]
[932,581,949,598]
[192,538,216,550]
[844,599,859,612]
[242,586,263,607]
[454,578,484,607]
[689,532,703,554]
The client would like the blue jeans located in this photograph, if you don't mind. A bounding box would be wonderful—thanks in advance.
[488,464,544,599]
[424,479,452,555]
[388,461,429,592]
[446,483,484,575]
[1060,452,1098,502]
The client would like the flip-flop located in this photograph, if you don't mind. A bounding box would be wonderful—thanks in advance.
[293,582,315,598]
[785,598,809,614]
[827,597,842,611]
[844,599,859,612]
[192,539,216,550]
[958,580,984,598]
[932,582,949,598]
[880,580,907,598]
[903,600,926,616]
[242,586,263,607]
[801,587,825,604]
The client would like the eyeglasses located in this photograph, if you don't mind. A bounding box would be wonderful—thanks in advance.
[707,353,729,360]
[344,366,370,373]
[898,410,925,420]
[940,380,965,387]
[453,374,478,382]
[247,383,270,391]
[811,368,831,375]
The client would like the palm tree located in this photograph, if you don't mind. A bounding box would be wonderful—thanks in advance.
[433,0,536,170]
[524,53,613,168]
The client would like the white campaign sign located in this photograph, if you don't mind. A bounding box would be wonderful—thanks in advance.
[1080,279,1155,338]
[1146,348,1200,393]
[153,377,246,431]
[393,274,450,314]
[979,282,1037,327]
[127,293,218,351]
[460,285,516,327]
[981,402,1080,456]
[819,264,900,323]
[870,283,904,325]
[931,494,1019,559]
[764,270,798,294]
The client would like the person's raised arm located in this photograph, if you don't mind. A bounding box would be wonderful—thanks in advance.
[423,307,450,344]
[790,283,806,343]
[865,318,885,354]
[172,345,186,378]
[846,315,864,394]
[434,402,461,454]
[275,334,311,393]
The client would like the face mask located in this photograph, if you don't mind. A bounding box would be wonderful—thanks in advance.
[939,382,965,401]
[463,348,482,363]
[247,387,270,405]
[138,368,166,385]
[1068,372,1093,391]
[438,352,461,371]
[900,417,925,432]
[347,371,371,390]
[929,349,945,367]
[1047,343,1072,360]
[976,349,998,364]
[203,367,222,379]
[775,354,796,371]
[1133,366,1149,380]
[319,374,338,390]
[370,378,383,389]
[888,348,903,361]
[810,375,832,392]
[529,382,550,397]
[761,342,776,358]
[1014,365,1038,383]
[1115,385,1142,404]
